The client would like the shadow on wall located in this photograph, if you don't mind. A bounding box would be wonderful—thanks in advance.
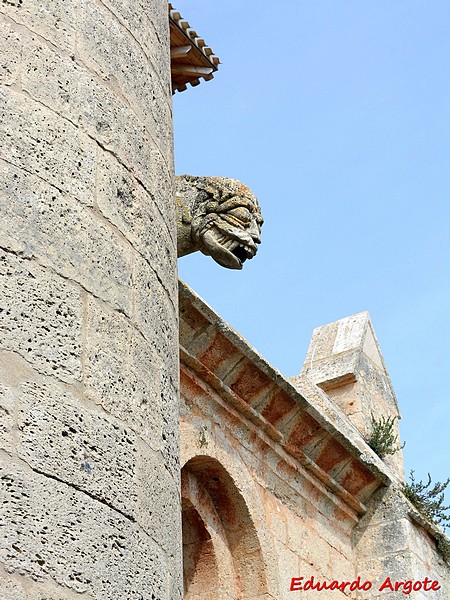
[182,455,268,599]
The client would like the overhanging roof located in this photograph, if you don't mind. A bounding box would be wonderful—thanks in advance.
[169,3,220,93]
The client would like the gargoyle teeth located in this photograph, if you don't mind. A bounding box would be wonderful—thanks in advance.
[228,239,240,251]
[231,244,249,264]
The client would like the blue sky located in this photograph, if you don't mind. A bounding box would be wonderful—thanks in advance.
[173,1,450,505]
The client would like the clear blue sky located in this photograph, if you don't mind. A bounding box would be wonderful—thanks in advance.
[173,1,450,504]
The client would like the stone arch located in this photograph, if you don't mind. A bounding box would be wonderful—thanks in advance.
[182,466,237,599]
[182,496,220,598]
[181,455,268,599]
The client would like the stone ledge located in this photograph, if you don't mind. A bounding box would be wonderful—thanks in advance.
[179,281,398,514]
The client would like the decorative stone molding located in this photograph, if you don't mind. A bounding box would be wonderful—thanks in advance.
[179,282,393,516]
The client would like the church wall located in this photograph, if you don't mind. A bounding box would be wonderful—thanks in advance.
[180,361,450,600]
[0,1,181,598]
[354,487,450,599]
[180,369,358,599]
[264,492,356,600]
[179,283,450,599]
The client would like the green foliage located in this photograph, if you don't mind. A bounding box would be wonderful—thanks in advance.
[436,533,450,566]
[402,471,450,564]
[402,471,450,529]
[367,414,404,458]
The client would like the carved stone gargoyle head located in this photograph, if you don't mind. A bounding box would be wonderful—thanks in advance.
[176,175,263,270]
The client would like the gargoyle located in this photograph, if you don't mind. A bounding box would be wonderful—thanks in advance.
[175,175,263,270]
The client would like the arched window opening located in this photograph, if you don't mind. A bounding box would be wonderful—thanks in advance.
[182,497,219,598]
[182,455,268,599]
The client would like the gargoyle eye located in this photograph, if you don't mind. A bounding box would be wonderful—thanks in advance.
[228,207,252,223]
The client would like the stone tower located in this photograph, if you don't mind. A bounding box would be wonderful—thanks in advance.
[0,1,181,598]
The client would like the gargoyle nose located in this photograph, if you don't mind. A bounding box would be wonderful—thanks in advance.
[248,221,261,244]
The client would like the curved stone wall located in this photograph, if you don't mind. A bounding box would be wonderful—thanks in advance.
[0,1,180,598]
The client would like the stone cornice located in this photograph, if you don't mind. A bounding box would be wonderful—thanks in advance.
[179,281,399,516]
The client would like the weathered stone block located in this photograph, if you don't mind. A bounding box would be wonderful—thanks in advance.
[354,487,409,533]
[0,571,93,599]
[137,455,182,571]
[77,1,172,158]
[0,460,169,599]
[101,0,172,92]
[17,379,139,517]
[80,73,172,213]
[22,37,131,146]
[160,367,180,480]
[80,80,174,211]
[84,297,163,451]
[326,548,356,586]
[22,37,80,122]
[0,89,96,206]
[276,546,300,594]
[289,526,331,575]
[20,35,171,213]
[96,151,177,295]
[0,574,26,600]
[357,519,410,557]
[0,382,16,454]
[0,250,83,383]
[0,161,133,315]
[270,508,288,545]
[289,562,328,600]
[0,19,22,85]
[133,254,178,364]
[0,0,76,52]
[139,0,172,58]
[0,351,38,455]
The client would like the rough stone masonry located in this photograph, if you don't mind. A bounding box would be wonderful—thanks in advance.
[0,1,181,598]
[2,2,450,599]
[179,284,450,599]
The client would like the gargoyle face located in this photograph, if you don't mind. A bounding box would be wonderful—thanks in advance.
[190,178,263,270]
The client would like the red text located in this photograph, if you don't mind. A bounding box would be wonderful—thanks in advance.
[378,577,441,595]
[290,576,372,592]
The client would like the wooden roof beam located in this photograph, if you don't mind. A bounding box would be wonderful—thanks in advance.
[171,65,214,77]
[171,45,192,58]
[169,3,220,93]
